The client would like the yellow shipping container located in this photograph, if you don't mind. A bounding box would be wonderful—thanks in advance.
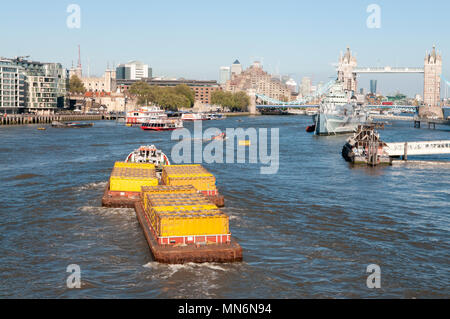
[114,162,156,169]
[141,185,197,194]
[110,176,158,192]
[165,177,216,191]
[156,212,229,237]
[143,192,209,211]
[151,204,218,213]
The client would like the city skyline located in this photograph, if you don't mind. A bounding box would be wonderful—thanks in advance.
[1,0,449,96]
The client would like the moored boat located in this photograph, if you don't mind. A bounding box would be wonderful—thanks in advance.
[313,81,369,136]
[181,113,209,121]
[141,118,183,131]
[51,121,94,128]
[126,106,166,125]
[342,125,391,166]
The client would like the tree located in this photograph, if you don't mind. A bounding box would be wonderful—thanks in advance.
[211,90,249,112]
[69,75,86,94]
[173,84,195,107]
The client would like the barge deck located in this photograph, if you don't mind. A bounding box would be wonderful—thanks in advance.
[134,202,242,264]
[102,182,225,208]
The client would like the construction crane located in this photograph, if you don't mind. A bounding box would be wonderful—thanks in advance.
[14,55,30,61]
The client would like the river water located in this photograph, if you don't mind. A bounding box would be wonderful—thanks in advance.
[0,116,449,298]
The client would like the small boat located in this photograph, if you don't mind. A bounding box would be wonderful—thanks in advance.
[37,127,46,131]
[212,132,227,140]
[342,125,391,166]
[306,125,316,133]
[181,113,209,121]
[141,119,183,131]
[51,121,94,128]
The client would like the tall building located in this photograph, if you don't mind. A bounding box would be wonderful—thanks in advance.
[0,59,26,113]
[225,61,292,101]
[285,78,298,93]
[300,77,311,97]
[219,67,230,85]
[116,61,152,80]
[230,60,242,78]
[0,57,68,114]
[370,80,378,95]
[423,46,442,107]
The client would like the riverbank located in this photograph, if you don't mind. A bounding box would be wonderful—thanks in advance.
[0,114,104,126]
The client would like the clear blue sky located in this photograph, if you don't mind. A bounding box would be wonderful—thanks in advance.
[1,0,449,96]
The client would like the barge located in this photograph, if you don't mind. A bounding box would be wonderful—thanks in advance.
[134,201,242,264]
[101,160,239,264]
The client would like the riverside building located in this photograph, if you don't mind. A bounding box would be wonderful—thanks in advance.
[225,61,292,101]
[0,59,25,113]
[0,57,68,114]
[116,79,221,105]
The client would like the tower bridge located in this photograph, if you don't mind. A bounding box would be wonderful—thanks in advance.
[254,46,447,117]
[339,45,444,118]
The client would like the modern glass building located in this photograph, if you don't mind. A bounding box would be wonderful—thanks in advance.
[0,59,25,113]
[370,80,378,95]
[116,61,152,80]
[219,67,230,85]
[0,58,68,114]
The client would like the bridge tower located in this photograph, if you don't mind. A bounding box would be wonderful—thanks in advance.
[337,47,357,94]
[421,45,443,118]
[424,45,442,107]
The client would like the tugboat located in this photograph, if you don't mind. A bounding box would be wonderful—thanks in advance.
[342,125,391,166]
[125,145,170,178]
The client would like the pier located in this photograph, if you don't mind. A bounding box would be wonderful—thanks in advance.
[0,114,109,126]
[385,140,450,158]
[413,117,450,129]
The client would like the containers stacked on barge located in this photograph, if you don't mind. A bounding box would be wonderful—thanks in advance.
[102,162,158,208]
[135,185,242,263]
[161,165,224,206]
[141,187,230,245]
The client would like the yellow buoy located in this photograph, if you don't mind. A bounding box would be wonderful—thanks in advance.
[239,140,251,146]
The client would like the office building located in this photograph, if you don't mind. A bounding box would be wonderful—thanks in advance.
[0,57,68,114]
[231,60,242,78]
[0,59,26,113]
[370,80,378,95]
[116,61,152,80]
[300,77,312,97]
[219,67,231,85]
[116,79,221,105]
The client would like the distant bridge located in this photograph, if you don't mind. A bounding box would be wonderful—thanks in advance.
[355,67,424,74]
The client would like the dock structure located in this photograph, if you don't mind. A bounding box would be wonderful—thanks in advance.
[413,117,450,129]
[0,114,104,126]
[385,140,450,158]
